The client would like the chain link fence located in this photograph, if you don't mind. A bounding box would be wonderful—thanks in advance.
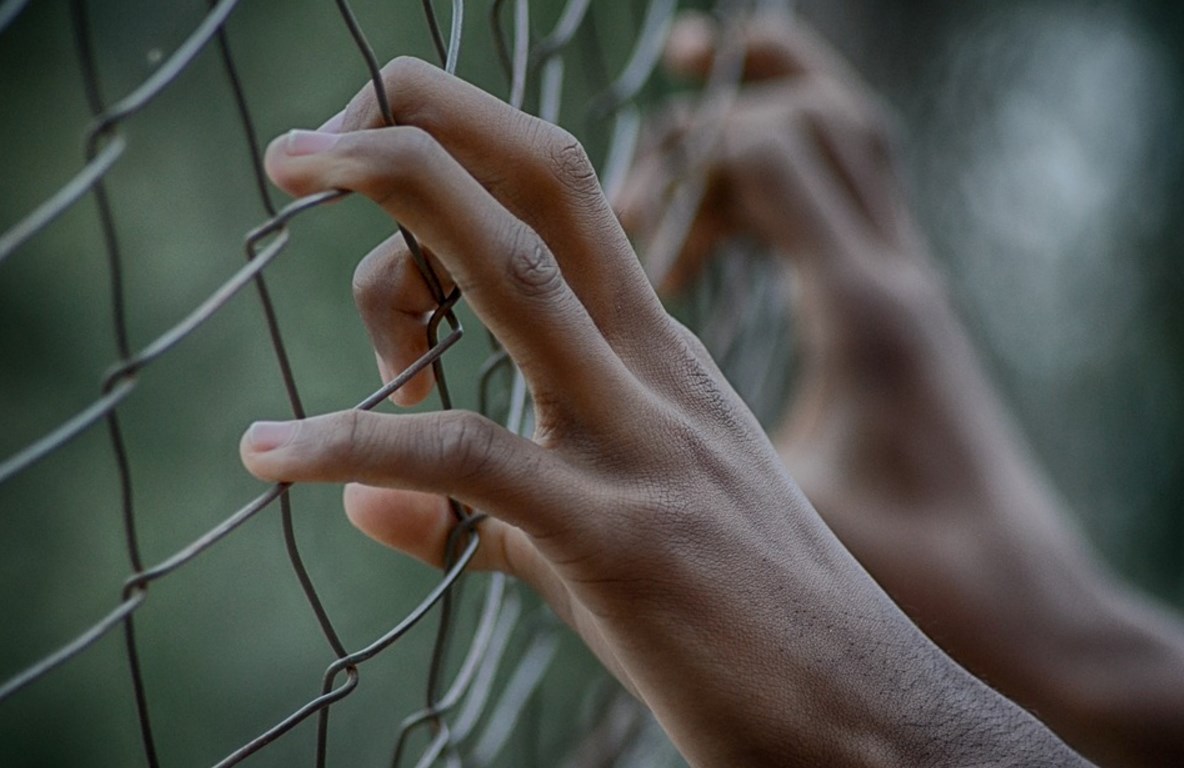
[0,0,794,765]
[12,1,1174,765]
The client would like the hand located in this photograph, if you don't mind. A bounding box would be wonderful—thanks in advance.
[239,55,1085,766]
[616,10,914,294]
[622,12,1184,767]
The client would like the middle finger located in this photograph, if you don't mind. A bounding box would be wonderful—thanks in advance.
[265,125,635,416]
[331,58,669,346]
[352,231,445,406]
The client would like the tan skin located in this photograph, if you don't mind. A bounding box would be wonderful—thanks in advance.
[619,13,1184,767]
[239,13,1098,767]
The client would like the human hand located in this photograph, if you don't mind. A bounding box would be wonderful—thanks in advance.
[239,56,1086,766]
[242,54,823,761]
[616,10,915,295]
[621,12,1184,767]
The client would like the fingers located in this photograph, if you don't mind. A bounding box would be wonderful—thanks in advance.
[615,140,732,296]
[342,484,515,570]
[802,108,904,246]
[621,9,879,296]
[664,10,852,83]
[622,64,904,294]
[324,57,668,343]
[341,483,582,628]
[344,484,478,566]
[725,106,862,263]
[241,410,573,537]
[352,232,446,407]
[621,87,859,294]
[265,125,631,409]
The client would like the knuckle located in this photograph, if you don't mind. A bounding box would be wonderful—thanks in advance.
[534,124,599,198]
[386,55,430,83]
[436,412,497,481]
[345,126,441,201]
[330,410,366,458]
[385,57,439,122]
[383,57,434,100]
[390,125,441,171]
[503,224,563,300]
[491,117,608,224]
[351,256,386,313]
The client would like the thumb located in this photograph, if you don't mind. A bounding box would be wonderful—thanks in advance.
[238,409,554,532]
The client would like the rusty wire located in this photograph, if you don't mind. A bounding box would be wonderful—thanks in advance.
[0,0,743,766]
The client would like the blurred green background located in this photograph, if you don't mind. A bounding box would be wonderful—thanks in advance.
[0,0,1181,766]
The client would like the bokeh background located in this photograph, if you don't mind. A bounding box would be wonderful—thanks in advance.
[1,0,1181,766]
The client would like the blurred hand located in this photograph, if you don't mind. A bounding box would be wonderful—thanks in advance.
[238,52,1084,767]
[620,12,1184,767]
[616,10,913,294]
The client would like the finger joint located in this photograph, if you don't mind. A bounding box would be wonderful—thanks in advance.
[503,225,564,301]
[437,413,499,485]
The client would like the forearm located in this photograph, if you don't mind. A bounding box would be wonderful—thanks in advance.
[836,467,1184,768]
[1017,569,1184,767]
[880,431,1184,768]
[768,223,1184,764]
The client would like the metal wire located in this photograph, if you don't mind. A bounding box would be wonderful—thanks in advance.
[0,0,759,765]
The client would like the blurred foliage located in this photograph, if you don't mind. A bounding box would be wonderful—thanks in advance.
[0,0,1181,766]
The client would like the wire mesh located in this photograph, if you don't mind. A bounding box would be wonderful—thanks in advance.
[0,0,788,765]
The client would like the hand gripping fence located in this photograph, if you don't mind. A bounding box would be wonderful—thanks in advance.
[0,0,793,765]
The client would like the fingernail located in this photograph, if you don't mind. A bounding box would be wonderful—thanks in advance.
[284,129,342,157]
[318,109,346,133]
[247,420,296,451]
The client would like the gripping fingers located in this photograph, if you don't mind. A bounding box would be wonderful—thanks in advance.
[352,232,449,406]
[240,410,556,535]
[342,484,517,571]
[328,58,668,347]
[341,483,581,629]
[264,125,631,410]
[343,485,484,567]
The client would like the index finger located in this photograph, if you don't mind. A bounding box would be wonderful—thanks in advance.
[323,58,668,351]
[264,124,634,419]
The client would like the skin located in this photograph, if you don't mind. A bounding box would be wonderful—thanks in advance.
[618,12,1184,767]
[238,20,1091,768]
